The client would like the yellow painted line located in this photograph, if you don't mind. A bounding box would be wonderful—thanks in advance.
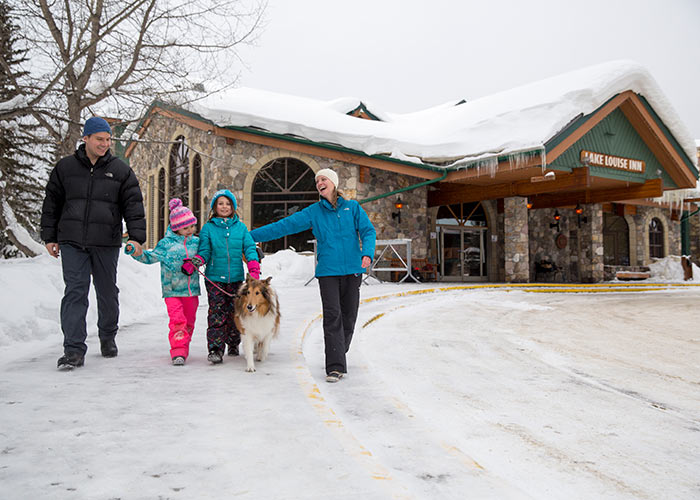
[524,286,669,293]
[442,443,485,471]
[292,313,412,499]
[359,282,700,306]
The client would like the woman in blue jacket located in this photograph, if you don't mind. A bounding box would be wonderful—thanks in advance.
[250,168,376,383]
[197,189,260,364]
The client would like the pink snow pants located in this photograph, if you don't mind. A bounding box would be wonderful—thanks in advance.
[164,296,199,359]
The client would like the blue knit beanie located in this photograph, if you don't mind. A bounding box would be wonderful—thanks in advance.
[83,117,112,137]
[210,189,237,211]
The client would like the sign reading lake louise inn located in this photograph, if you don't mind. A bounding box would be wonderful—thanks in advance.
[580,150,646,173]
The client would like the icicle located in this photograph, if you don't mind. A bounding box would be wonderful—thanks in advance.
[540,147,547,172]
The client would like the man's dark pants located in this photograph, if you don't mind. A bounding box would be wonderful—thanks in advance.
[60,243,120,355]
[318,274,362,375]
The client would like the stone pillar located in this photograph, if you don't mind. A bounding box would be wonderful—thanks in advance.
[504,197,530,283]
[580,203,604,282]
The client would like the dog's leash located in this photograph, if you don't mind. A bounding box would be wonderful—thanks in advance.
[126,243,239,297]
[193,267,237,297]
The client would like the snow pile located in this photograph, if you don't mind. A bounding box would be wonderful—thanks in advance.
[189,60,696,168]
[259,249,315,287]
[647,255,700,282]
[0,249,312,347]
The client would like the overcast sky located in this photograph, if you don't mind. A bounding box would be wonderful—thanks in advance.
[236,0,700,142]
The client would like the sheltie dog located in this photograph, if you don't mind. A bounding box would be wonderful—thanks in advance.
[234,276,281,372]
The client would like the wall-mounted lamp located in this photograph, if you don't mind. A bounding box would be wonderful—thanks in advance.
[575,203,588,227]
[526,199,533,209]
[550,209,561,231]
[392,197,403,224]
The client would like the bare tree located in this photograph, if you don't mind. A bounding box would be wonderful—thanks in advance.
[4,0,266,159]
[0,0,50,257]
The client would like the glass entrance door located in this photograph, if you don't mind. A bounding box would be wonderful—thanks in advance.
[463,229,485,278]
[439,227,487,281]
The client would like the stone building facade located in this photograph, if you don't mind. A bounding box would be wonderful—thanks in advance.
[125,97,696,284]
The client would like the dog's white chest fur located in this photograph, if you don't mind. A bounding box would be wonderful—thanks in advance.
[239,312,277,341]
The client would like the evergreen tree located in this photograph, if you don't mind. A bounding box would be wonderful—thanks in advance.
[0,0,47,257]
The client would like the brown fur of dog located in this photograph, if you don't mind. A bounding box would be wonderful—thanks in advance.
[234,276,280,372]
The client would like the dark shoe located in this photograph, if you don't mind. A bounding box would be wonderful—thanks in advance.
[57,352,84,370]
[325,371,344,383]
[227,344,239,356]
[172,356,186,366]
[100,338,118,358]
[207,351,223,364]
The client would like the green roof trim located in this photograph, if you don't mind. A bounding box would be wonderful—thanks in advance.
[637,95,697,176]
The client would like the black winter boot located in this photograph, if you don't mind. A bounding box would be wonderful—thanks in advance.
[57,352,85,370]
[100,338,118,358]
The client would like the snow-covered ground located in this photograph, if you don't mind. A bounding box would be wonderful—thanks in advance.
[0,251,699,499]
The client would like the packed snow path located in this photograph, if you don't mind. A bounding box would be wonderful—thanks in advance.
[1,283,699,499]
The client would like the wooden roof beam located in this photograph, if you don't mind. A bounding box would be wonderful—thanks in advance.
[619,96,696,188]
[529,178,662,209]
[428,167,590,206]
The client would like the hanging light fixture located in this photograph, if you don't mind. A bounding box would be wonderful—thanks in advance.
[575,203,588,226]
[550,209,561,231]
[392,197,403,224]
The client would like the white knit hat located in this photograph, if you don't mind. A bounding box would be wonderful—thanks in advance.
[315,168,339,189]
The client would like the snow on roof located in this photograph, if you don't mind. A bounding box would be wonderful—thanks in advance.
[187,60,697,169]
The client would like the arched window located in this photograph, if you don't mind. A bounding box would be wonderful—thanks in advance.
[603,213,630,265]
[157,168,166,241]
[169,136,189,206]
[252,158,317,253]
[649,217,664,258]
[192,154,202,229]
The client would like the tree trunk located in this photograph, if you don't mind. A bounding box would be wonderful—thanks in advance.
[0,199,43,257]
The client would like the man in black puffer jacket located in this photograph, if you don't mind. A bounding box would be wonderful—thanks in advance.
[41,117,146,370]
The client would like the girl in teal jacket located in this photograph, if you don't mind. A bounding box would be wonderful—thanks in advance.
[250,169,376,383]
[197,189,260,364]
[127,199,201,365]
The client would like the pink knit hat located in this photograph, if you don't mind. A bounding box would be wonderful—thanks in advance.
[169,198,197,231]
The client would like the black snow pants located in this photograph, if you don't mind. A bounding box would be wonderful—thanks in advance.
[318,274,363,375]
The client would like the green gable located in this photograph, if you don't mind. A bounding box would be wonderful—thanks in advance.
[547,107,677,188]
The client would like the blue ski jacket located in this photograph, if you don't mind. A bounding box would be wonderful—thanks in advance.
[130,226,201,298]
[198,215,258,283]
[250,196,376,277]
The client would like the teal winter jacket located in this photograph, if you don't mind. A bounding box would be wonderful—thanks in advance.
[250,196,376,277]
[130,226,201,298]
[198,215,259,283]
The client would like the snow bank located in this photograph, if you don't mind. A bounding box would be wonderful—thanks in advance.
[259,249,315,287]
[646,255,700,282]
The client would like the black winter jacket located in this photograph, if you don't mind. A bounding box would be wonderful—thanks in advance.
[40,144,146,247]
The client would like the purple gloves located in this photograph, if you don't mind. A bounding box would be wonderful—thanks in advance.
[191,254,205,267]
[247,260,260,280]
[181,259,196,276]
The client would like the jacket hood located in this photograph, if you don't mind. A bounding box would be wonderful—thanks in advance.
[210,189,237,211]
